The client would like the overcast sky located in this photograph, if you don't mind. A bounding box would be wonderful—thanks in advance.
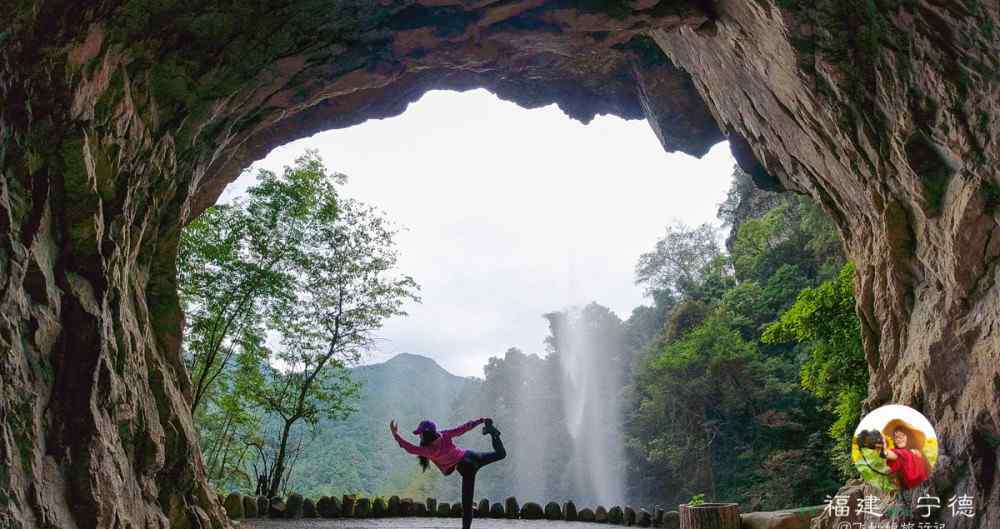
[221,88,736,377]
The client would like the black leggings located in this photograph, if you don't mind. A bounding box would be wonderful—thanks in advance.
[455,434,506,529]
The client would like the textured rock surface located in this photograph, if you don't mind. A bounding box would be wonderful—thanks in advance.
[505,498,519,520]
[740,505,823,529]
[355,498,372,518]
[545,502,563,520]
[304,498,319,518]
[650,2,999,527]
[595,506,609,524]
[318,496,342,519]
[1,1,997,529]
[270,498,288,519]
[564,502,578,522]
[224,494,244,520]
[243,495,259,519]
[287,493,306,519]
[608,506,624,525]
[520,502,544,520]
[662,510,679,529]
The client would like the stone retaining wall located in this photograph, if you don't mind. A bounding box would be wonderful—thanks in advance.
[217,492,821,529]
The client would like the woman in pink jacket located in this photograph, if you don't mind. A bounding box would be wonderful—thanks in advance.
[390,417,506,529]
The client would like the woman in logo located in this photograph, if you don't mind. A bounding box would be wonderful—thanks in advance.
[390,417,506,529]
[876,418,931,490]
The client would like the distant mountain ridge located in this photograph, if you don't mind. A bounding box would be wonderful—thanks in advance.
[283,353,473,499]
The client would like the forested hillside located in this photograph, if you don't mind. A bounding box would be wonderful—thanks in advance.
[283,353,472,498]
[623,167,863,511]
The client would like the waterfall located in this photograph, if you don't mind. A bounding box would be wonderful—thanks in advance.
[556,306,625,506]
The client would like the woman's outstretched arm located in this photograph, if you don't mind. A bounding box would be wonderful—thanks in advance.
[440,417,486,439]
[390,419,431,456]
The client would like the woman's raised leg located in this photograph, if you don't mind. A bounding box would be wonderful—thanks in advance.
[477,431,506,467]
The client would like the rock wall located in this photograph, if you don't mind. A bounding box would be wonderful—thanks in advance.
[1,1,996,528]
[650,2,998,526]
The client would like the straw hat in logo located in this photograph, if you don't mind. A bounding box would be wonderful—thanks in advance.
[882,418,927,451]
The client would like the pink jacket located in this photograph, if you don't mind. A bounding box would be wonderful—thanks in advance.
[393,418,485,474]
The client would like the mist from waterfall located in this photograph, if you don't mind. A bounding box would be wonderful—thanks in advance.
[437,304,628,506]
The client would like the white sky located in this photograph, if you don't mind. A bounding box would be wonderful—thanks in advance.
[221,88,736,377]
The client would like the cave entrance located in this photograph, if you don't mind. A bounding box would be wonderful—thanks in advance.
[5,0,996,526]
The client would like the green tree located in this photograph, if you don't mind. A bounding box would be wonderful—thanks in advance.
[251,196,420,497]
[635,222,724,298]
[629,314,763,504]
[179,151,352,491]
[763,263,867,476]
[179,150,345,414]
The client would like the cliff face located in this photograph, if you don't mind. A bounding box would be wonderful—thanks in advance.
[653,4,999,526]
[0,1,996,528]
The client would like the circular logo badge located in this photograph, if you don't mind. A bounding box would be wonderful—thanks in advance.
[852,404,938,492]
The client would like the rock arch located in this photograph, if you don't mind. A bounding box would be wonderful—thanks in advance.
[1,1,997,527]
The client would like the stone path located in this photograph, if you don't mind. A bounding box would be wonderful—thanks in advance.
[242,519,615,529]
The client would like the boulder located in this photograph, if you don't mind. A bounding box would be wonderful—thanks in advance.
[372,497,387,517]
[426,498,437,515]
[223,493,243,519]
[257,496,269,518]
[579,508,596,522]
[342,495,356,517]
[564,501,578,521]
[355,497,371,518]
[661,510,680,529]
[400,497,414,516]
[437,502,451,517]
[303,498,318,518]
[388,495,401,516]
[317,496,341,518]
[285,493,304,519]
[505,497,519,519]
[545,501,563,520]
[739,506,824,529]
[490,502,505,518]
[478,499,490,518]
[638,509,652,527]
[243,495,258,518]
[521,502,544,519]
[609,506,624,524]
[596,505,609,523]
[624,506,636,526]
[268,497,287,519]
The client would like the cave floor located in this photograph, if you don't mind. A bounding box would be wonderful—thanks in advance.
[241,519,613,529]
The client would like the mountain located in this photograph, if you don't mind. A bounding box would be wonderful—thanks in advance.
[283,353,474,499]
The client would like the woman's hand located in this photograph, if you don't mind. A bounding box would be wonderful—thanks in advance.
[389,419,398,436]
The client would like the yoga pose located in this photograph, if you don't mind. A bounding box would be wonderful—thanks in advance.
[390,417,506,529]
